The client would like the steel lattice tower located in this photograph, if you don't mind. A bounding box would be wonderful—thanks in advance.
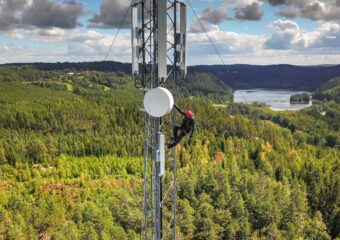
[131,0,187,239]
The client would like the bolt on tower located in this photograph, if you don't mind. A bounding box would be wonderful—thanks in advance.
[131,0,187,239]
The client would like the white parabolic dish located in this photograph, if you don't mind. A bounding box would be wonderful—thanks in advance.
[143,87,174,117]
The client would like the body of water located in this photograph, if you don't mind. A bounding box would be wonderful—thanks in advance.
[234,89,312,111]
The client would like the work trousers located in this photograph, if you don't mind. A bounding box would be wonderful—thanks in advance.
[168,125,186,148]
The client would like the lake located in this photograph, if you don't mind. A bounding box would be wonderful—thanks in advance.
[234,89,312,111]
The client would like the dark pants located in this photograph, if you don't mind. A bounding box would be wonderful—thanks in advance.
[168,125,186,148]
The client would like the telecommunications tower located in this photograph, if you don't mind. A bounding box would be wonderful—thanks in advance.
[131,0,187,239]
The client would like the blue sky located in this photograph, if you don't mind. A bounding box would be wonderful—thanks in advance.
[0,0,339,65]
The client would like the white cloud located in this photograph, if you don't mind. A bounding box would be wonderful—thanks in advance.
[6,29,24,39]
[0,19,339,65]
[4,27,105,45]
[265,19,340,51]
[67,33,131,58]
[0,44,9,52]
[235,0,261,7]
[265,19,305,49]
[68,42,98,56]
[0,45,67,63]
[273,0,340,20]
[187,48,340,65]
[300,1,340,20]
[186,19,340,65]
[0,27,131,63]
[305,22,340,49]
[188,28,265,54]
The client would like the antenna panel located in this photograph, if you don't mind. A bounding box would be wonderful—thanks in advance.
[158,132,165,176]
[180,4,187,75]
[131,6,139,76]
[175,33,181,45]
[175,50,182,63]
[158,0,167,80]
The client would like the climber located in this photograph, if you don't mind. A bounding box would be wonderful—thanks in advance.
[168,104,195,149]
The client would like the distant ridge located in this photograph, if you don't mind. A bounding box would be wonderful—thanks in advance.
[2,61,340,91]
[189,64,340,91]
[2,61,131,73]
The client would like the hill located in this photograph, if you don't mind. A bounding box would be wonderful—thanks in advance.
[189,64,340,91]
[314,76,340,103]
[0,66,339,239]
[3,61,340,91]
[2,61,131,74]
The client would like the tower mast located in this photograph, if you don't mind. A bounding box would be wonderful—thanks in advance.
[131,1,187,239]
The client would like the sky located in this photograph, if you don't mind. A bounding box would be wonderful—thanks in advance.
[0,0,339,65]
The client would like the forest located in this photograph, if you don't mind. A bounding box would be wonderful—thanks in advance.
[314,76,340,103]
[0,66,339,239]
[290,93,310,104]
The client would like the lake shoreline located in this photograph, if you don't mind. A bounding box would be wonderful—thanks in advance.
[234,89,312,111]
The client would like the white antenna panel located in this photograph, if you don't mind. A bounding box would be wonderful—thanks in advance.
[180,4,187,75]
[158,132,165,176]
[131,6,139,76]
[158,0,167,80]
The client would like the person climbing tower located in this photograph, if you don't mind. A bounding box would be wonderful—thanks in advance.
[168,104,195,149]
